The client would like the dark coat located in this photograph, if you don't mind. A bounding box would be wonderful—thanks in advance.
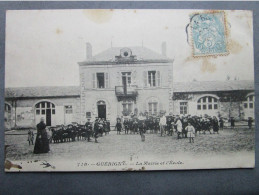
[116,122,122,131]
[33,121,50,154]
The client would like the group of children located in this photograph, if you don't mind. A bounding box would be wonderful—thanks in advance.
[114,115,197,143]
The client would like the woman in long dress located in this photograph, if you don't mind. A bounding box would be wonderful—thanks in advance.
[33,117,50,154]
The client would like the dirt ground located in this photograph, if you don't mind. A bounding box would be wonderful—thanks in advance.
[5,127,255,162]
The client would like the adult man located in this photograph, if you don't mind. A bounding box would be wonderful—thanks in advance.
[219,117,224,130]
[138,120,146,141]
[212,116,219,134]
[85,118,92,142]
[106,119,111,134]
[123,118,129,134]
[93,118,99,143]
[159,113,167,136]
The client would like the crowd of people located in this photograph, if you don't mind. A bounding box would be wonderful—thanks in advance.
[113,113,222,143]
[30,113,254,154]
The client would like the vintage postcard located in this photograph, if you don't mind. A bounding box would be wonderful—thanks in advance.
[4,9,254,172]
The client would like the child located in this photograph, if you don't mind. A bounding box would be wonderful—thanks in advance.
[186,122,195,143]
[27,129,34,146]
[138,120,146,142]
[115,118,122,135]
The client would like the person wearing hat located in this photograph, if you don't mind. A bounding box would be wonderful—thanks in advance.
[212,116,219,134]
[138,120,146,141]
[85,118,92,142]
[219,117,224,130]
[93,118,100,143]
[33,117,50,154]
[106,119,111,134]
[115,118,122,135]
[123,118,129,134]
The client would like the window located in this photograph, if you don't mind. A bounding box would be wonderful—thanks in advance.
[86,112,91,118]
[244,95,254,110]
[97,73,105,88]
[180,102,188,114]
[122,101,133,113]
[122,72,132,86]
[148,71,156,87]
[35,101,55,115]
[197,96,218,110]
[65,105,73,114]
[148,102,158,115]
[5,104,11,113]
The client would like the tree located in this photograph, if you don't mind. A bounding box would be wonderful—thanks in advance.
[226,75,231,81]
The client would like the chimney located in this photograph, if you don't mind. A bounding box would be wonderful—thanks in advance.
[86,42,92,60]
[161,42,167,57]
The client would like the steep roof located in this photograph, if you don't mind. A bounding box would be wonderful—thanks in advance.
[173,80,254,93]
[5,86,80,99]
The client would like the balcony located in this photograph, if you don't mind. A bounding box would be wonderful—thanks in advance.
[115,85,138,100]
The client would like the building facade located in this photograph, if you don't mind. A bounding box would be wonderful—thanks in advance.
[4,44,255,129]
[78,44,174,125]
[5,86,80,129]
[172,80,255,119]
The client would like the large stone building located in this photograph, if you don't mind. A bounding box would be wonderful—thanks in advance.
[78,43,174,125]
[4,44,255,129]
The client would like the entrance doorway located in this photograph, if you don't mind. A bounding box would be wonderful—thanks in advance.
[35,101,55,126]
[97,101,106,119]
[46,109,51,126]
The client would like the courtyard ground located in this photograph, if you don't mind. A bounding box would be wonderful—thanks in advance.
[5,127,255,162]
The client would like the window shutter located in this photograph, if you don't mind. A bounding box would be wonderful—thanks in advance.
[157,71,161,87]
[143,71,147,87]
[105,72,109,88]
[143,102,147,113]
[159,102,163,112]
[92,73,96,88]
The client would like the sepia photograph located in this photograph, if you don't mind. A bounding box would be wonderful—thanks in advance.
[4,9,255,171]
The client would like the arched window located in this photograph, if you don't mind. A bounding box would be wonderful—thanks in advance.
[197,96,218,110]
[35,101,55,115]
[5,103,11,113]
[244,95,254,109]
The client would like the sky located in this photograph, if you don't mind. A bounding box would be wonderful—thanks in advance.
[5,9,254,87]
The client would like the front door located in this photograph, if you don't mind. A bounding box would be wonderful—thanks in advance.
[98,105,106,119]
[46,109,51,126]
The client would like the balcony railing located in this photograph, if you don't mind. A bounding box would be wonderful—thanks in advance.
[115,85,138,97]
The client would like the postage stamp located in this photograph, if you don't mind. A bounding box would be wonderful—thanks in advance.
[190,11,228,57]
